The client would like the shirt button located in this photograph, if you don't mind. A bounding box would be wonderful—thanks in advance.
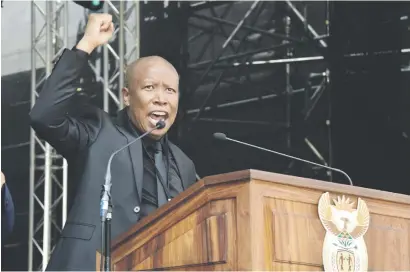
[133,206,140,214]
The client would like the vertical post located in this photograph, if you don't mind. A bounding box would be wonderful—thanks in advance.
[325,0,332,181]
[42,1,54,269]
[103,3,109,112]
[135,0,140,61]
[28,2,36,270]
[119,1,125,108]
[62,0,69,227]
[284,15,292,150]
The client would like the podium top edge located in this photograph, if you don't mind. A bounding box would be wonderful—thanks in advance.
[200,169,410,205]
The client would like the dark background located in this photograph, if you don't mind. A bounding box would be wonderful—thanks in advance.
[2,1,410,270]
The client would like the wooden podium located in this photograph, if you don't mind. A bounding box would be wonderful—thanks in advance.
[99,169,410,271]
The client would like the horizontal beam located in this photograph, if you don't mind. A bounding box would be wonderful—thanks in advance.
[189,1,232,11]
[191,13,303,43]
[186,87,307,114]
[188,43,294,69]
[228,48,410,67]
[197,118,273,126]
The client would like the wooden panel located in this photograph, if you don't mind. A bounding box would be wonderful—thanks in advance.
[268,198,324,266]
[235,182,253,270]
[113,198,237,271]
[132,214,227,270]
[365,214,410,270]
[255,180,410,271]
[254,179,410,220]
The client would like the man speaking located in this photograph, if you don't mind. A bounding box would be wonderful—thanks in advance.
[30,13,197,271]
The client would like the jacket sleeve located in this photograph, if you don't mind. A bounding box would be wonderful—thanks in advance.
[2,185,15,238]
[29,48,103,158]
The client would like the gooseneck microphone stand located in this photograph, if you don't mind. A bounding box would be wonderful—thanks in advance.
[99,121,165,271]
[100,167,113,272]
[100,200,112,271]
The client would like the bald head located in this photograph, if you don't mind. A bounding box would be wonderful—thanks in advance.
[125,56,178,89]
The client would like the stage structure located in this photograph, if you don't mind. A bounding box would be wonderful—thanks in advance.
[29,1,69,271]
[179,1,410,182]
[77,0,140,113]
[29,0,140,270]
[180,1,333,179]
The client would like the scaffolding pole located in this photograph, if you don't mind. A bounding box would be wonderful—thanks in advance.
[29,0,69,271]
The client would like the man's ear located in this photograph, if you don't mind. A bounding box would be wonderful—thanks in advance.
[122,87,130,107]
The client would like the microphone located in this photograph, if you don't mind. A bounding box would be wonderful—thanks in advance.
[100,119,165,220]
[213,132,353,186]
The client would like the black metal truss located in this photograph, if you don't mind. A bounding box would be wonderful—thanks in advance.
[179,0,334,181]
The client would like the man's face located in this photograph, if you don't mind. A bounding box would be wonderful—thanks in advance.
[123,58,179,140]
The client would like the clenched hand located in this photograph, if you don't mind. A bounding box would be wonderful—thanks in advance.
[76,13,114,54]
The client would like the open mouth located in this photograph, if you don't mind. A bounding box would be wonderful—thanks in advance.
[148,111,169,127]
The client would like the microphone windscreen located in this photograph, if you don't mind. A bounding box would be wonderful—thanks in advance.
[213,132,227,141]
[156,120,166,129]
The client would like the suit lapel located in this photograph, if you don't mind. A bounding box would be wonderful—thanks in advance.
[114,109,144,202]
[168,142,191,190]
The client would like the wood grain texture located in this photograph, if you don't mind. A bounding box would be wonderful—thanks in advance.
[98,169,410,271]
[253,179,410,271]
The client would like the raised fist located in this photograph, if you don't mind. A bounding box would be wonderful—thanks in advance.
[76,13,114,54]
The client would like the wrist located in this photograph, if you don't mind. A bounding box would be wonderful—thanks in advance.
[76,38,96,54]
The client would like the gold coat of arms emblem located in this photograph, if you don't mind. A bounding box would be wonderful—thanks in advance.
[318,192,370,271]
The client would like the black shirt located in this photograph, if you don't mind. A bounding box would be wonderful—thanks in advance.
[126,114,184,218]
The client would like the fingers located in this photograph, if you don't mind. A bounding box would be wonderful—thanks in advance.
[100,20,112,31]
[100,13,112,24]
[96,13,113,33]
[108,22,114,33]
[100,21,114,33]
[89,13,112,28]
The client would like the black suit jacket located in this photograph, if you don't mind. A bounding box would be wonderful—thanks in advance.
[29,49,197,271]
